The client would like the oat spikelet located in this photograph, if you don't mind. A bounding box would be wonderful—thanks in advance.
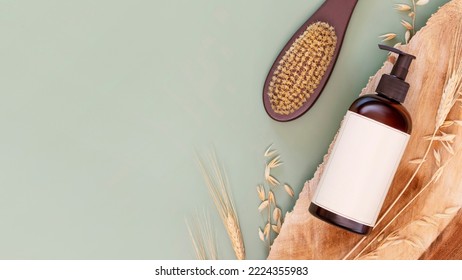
[264,223,270,238]
[197,151,245,260]
[273,207,281,221]
[268,155,283,169]
[256,185,266,201]
[264,155,282,186]
[266,174,280,186]
[258,200,269,212]
[268,190,275,205]
[258,228,265,242]
[268,22,337,115]
[379,33,397,42]
[401,19,413,30]
[272,224,280,234]
[394,4,412,11]
[416,0,429,5]
[405,30,411,44]
[284,184,295,198]
[264,144,277,157]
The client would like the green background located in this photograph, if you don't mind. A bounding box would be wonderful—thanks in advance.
[0,0,448,259]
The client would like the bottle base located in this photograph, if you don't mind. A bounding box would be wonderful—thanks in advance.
[309,203,372,235]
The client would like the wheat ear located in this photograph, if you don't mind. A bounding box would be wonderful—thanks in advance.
[197,151,245,260]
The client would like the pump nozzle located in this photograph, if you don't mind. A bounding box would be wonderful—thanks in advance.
[378,44,416,80]
[375,45,416,103]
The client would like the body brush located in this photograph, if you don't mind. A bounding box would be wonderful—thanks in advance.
[263,0,358,121]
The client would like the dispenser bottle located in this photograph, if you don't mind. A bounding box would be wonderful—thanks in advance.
[309,45,416,235]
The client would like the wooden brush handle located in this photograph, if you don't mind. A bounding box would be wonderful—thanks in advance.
[318,0,358,43]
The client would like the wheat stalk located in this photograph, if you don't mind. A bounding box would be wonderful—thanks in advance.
[186,210,218,260]
[344,22,462,260]
[436,24,462,128]
[197,151,245,260]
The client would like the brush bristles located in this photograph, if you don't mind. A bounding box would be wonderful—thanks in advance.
[268,21,337,115]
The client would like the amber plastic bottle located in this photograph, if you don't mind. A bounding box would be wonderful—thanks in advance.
[309,45,416,235]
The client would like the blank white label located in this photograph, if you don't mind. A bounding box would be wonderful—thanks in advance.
[312,111,410,226]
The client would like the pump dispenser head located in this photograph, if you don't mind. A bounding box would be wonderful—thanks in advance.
[376,44,416,103]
